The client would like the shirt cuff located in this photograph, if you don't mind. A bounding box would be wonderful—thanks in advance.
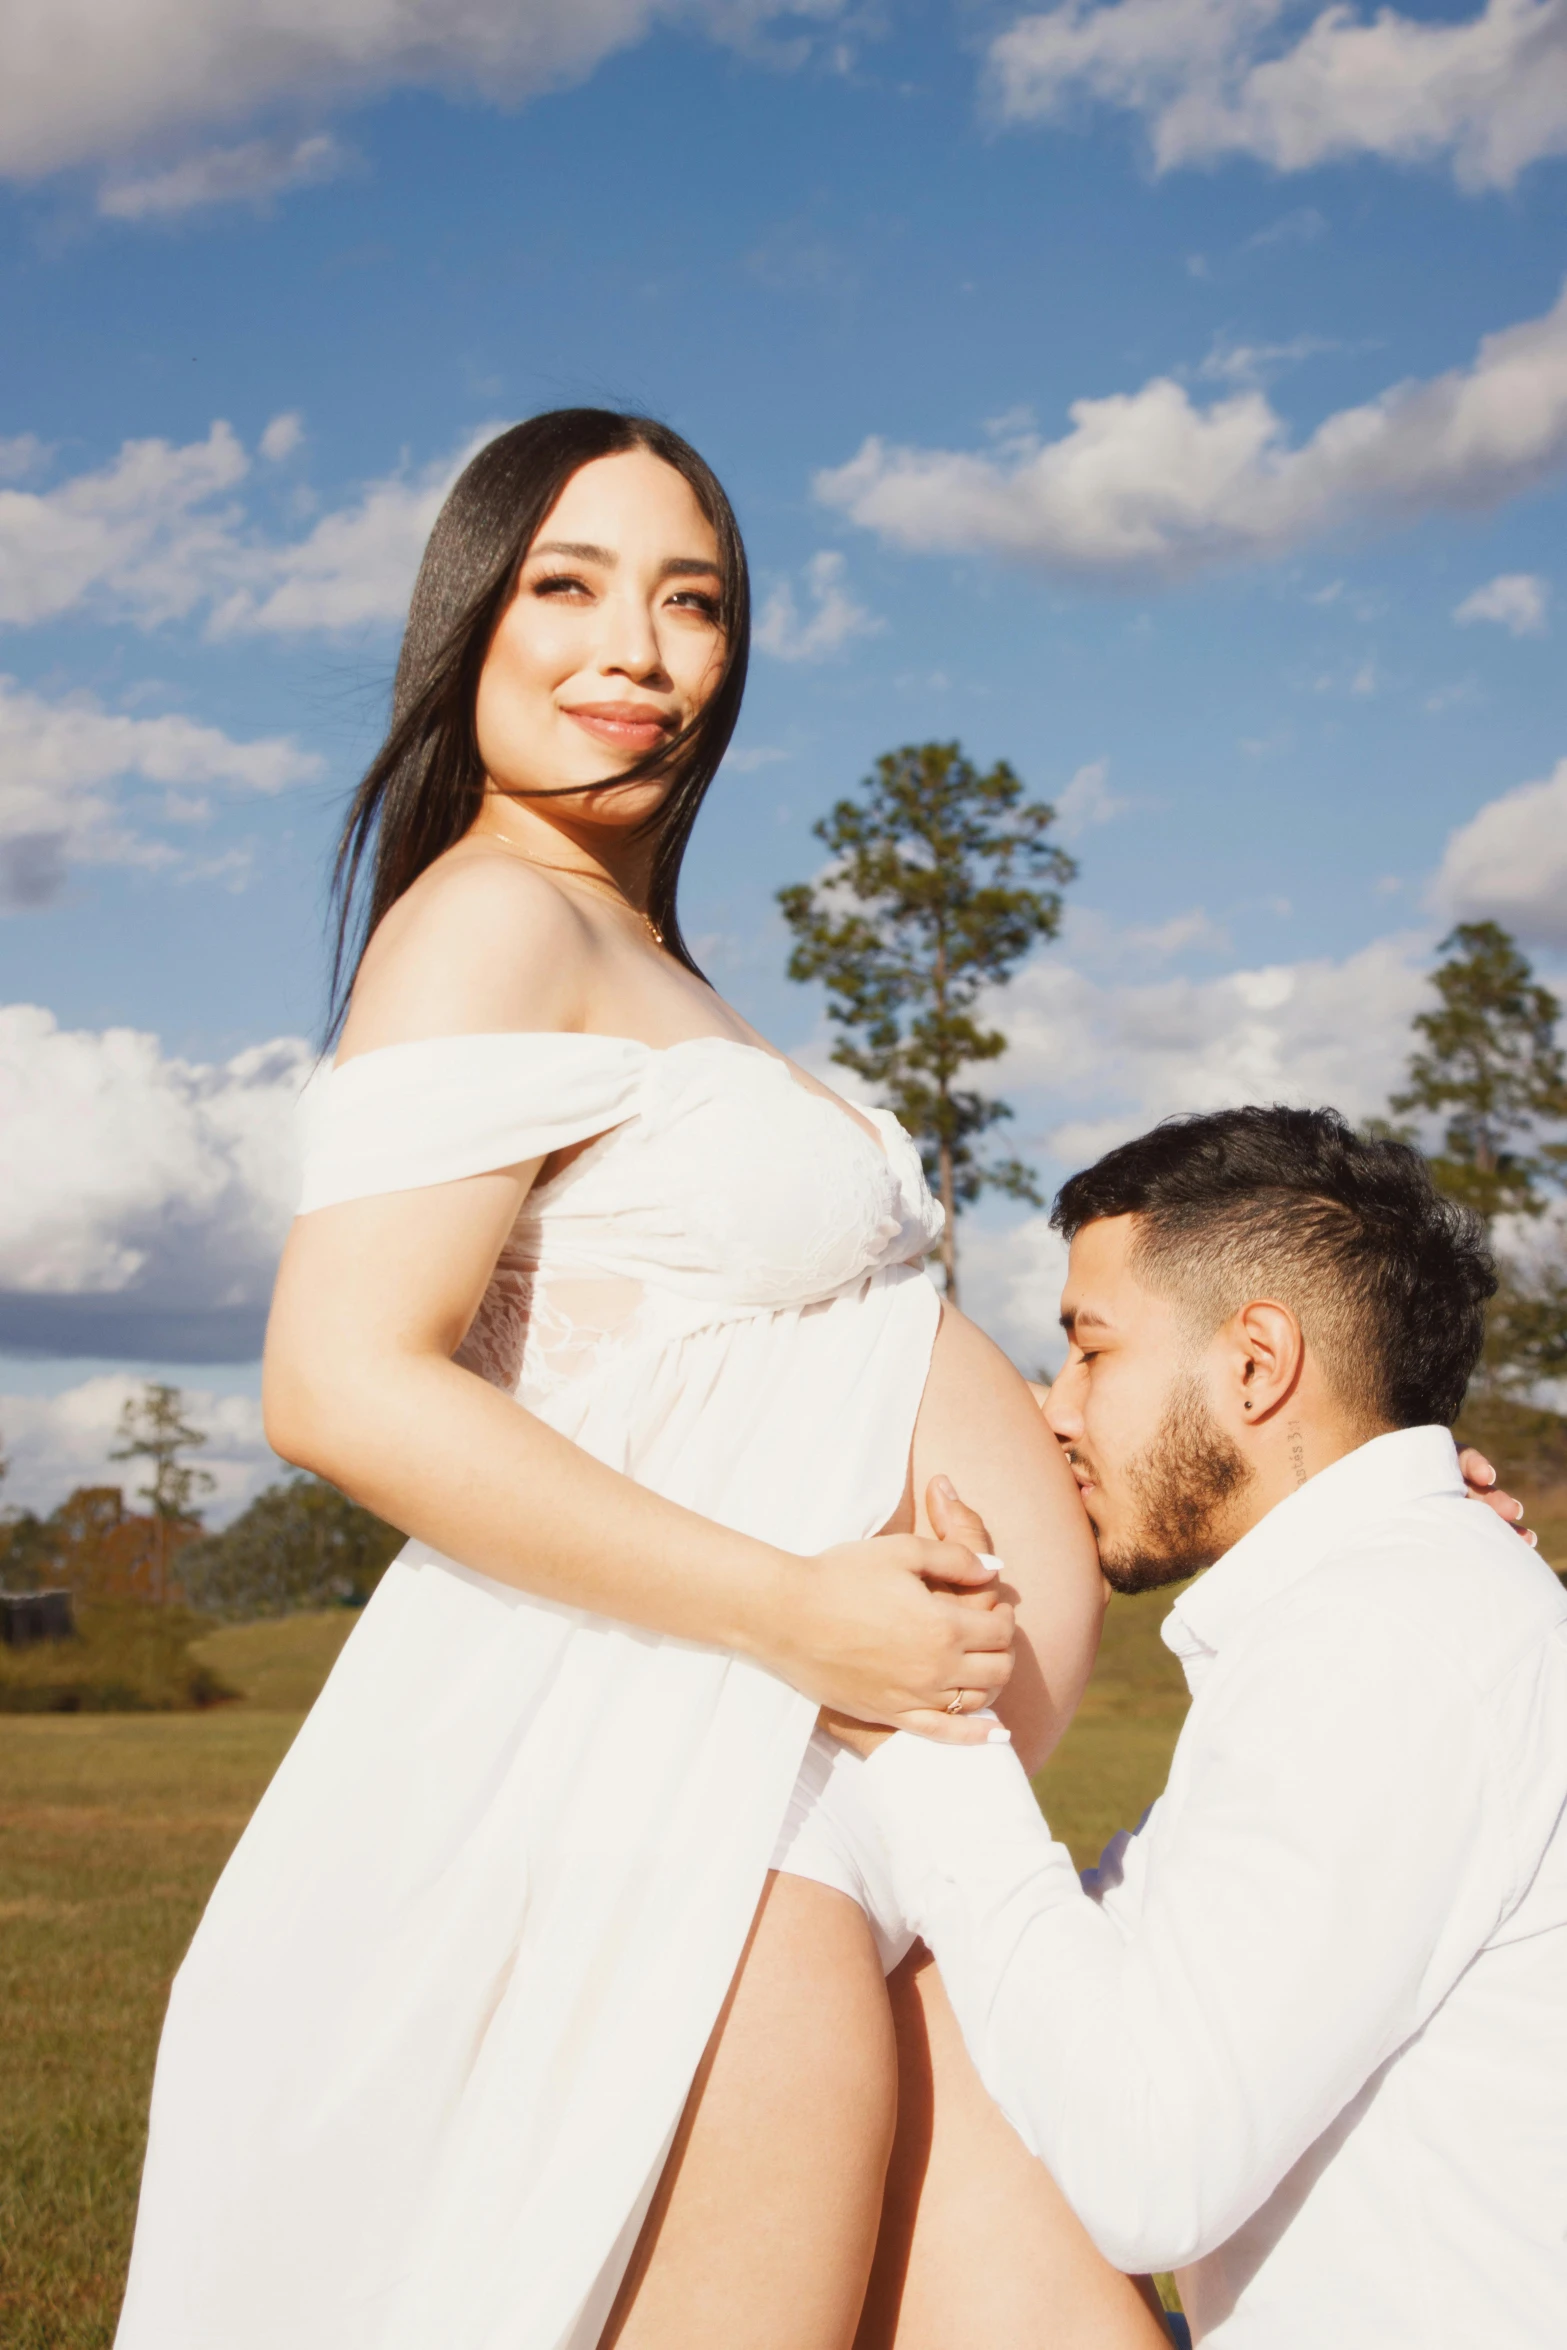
[861,1729,1080,1935]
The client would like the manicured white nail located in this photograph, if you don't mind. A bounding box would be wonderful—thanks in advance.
[976,1552,1005,1577]
[986,1725,1012,1744]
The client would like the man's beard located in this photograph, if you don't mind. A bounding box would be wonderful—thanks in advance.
[1095,1377,1254,1597]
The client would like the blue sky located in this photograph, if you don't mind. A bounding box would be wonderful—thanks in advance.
[1,0,1564,1511]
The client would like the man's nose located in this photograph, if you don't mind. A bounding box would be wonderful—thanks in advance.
[1043,1363,1083,1443]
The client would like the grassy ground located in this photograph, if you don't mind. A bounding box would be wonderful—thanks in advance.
[1033,1586,1192,1869]
[0,1602,238,1716]
[0,1712,298,2348]
[0,1601,1191,2345]
[188,1608,358,1713]
[4,1409,1559,2342]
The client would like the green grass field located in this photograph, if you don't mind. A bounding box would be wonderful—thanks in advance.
[3,1494,1559,2340]
[4,1514,1561,2344]
[0,1597,1186,2345]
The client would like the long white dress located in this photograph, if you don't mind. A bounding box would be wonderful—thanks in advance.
[116,1031,944,2350]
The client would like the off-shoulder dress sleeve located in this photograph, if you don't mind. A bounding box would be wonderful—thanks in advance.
[296,1031,652,1214]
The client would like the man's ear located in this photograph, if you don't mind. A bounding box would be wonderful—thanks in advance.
[1221,1299,1305,1425]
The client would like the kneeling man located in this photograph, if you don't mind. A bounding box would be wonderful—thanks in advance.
[849,1106,1567,2345]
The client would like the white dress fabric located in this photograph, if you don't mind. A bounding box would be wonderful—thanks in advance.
[116,1031,943,2350]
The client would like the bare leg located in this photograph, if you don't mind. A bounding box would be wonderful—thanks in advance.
[606,1308,1148,2350]
[856,1951,1169,2350]
[601,1871,897,2350]
[855,1308,1165,2347]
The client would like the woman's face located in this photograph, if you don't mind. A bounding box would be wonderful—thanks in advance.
[474,449,726,827]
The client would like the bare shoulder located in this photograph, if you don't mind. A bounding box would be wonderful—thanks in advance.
[338,850,597,1059]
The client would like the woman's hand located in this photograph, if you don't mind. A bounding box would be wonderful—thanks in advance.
[820,1485,1014,1758]
[1459,1448,1539,1546]
[761,1533,1014,1746]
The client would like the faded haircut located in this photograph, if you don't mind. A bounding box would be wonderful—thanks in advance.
[1051,1106,1496,1431]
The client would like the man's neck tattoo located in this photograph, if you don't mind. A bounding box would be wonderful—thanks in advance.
[1286,1419,1307,1488]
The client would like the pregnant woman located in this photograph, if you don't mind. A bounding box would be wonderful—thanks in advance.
[115,411,1167,2350]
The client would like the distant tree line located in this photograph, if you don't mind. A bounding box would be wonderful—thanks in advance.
[178,1475,403,1620]
[0,1382,403,1620]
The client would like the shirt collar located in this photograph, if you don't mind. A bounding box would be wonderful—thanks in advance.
[1162,1425,1466,1676]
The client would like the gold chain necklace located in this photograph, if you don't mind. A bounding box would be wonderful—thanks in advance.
[475,823,664,950]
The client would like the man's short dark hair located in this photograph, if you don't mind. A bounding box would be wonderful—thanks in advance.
[1051,1106,1496,1430]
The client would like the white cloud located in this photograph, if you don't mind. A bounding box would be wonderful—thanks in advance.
[0,435,48,483]
[958,1215,1073,1374]
[98,131,347,219]
[932,922,1431,1369]
[210,443,467,633]
[0,420,249,628]
[994,928,1428,1160]
[816,280,1567,584]
[754,550,884,662]
[989,0,1567,193]
[1432,756,1567,946]
[1453,571,1551,634]
[0,418,481,635]
[0,1373,275,1524]
[259,411,305,463]
[1243,204,1328,250]
[1196,331,1337,386]
[0,1006,309,1360]
[1053,755,1127,837]
[1122,907,1228,955]
[0,675,321,908]
[0,0,851,186]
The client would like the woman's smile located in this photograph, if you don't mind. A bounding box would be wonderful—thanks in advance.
[559,698,678,754]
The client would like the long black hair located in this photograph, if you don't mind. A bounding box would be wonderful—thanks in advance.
[326,408,751,1036]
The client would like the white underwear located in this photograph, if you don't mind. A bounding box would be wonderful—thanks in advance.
[769,1727,919,1974]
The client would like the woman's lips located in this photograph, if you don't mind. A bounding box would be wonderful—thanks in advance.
[561,703,677,753]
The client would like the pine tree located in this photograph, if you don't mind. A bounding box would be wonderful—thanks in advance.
[1391,921,1567,1400]
[110,1383,216,1603]
[1391,921,1567,1222]
[778,741,1074,1303]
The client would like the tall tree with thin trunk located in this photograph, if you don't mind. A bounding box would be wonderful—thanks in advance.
[1391,920,1567,1223]
[779,740,1074,1304]
[1389,920,1567,1399]
[111,1382,215,1603]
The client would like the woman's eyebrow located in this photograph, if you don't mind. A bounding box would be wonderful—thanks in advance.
[529,539,614,563]
[526,544,718,581]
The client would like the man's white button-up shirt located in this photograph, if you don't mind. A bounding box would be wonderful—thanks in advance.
[861,1427,1567,2346]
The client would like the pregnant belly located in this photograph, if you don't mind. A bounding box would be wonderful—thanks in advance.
[899,1303,1106,1773]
